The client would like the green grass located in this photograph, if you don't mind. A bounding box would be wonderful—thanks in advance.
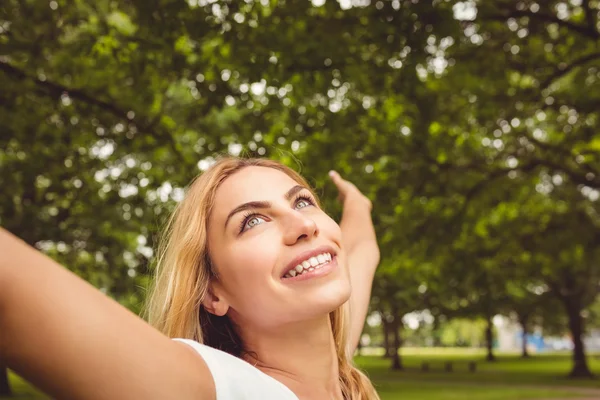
[373,380,579,400]
[4,350,600,399]
[355,349,600,399]
[356,349,600,388]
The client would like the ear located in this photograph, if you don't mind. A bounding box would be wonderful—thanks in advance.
[201,283,230,317]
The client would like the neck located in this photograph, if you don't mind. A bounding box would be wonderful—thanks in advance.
[239,314,344,399]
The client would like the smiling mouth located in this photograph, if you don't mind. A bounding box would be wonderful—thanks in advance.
[283,252,333,278]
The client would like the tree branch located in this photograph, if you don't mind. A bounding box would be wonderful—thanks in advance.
[481,9,600,39]
[529,156,600,188]
[430,152,600,246]
[521,132,600,177]
[445,161,539,230]
[540,52,600,90]
[581,0,598,33]
[0,59,132,120]
[0,60,188,166]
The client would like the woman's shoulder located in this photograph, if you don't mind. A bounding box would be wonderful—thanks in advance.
[173,339,298,400]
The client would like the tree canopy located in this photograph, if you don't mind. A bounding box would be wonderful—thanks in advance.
[1,0,599,385]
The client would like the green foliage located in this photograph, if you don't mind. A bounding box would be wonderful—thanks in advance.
[1,0,599,378]
[439,318,488,348]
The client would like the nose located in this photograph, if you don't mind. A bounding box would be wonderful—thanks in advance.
[282,210,319,245]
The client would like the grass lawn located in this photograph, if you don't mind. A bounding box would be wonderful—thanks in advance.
[4,349,600,399]
[355,349,600,400]
[373,380,581,400]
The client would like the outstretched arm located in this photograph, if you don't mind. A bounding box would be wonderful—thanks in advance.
[329,171,380,355]
[0,228,215,400]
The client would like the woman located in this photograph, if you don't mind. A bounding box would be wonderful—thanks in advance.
[0,157,381,399]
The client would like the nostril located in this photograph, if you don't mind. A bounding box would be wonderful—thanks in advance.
[297,233,308,241]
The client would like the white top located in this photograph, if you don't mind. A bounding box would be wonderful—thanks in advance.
[174,339,299,400]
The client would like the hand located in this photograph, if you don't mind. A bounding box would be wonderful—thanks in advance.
[328,171,372,212]
[328,171,376,253]
[328,172,380,355]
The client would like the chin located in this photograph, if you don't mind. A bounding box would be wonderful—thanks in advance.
[310,278,352,315]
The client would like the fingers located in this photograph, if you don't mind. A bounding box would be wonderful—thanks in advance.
[329,170,373,210]
[328,170,341,184]
[328,170,353,193]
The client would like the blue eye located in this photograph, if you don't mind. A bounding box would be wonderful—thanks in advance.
[294,195,315,210]
[246,216,264,228]
[239,214,265,233]
[296,199,311,209]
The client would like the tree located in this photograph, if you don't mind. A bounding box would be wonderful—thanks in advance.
[401,0,600,377]
[2,0,599,387]
[371,257,425,370]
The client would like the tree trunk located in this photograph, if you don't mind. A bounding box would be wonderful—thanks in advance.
[0,364,11,397]
[563,297,593,378]
[382,317,392,358]
[485,316,496,362]
[432,315,442,347]
[519,314,530,358]
[390,315,403,370]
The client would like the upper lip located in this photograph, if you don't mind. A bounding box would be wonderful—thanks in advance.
[280,245,337,277]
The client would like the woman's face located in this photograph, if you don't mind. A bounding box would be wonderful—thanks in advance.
[207,166,351,330]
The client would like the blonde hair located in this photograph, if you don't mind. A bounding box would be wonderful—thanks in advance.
[146,157,379,399]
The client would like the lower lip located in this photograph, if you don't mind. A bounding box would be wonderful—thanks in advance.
[282,256,338,283]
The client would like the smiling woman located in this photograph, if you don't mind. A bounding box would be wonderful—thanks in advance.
[0,157,380,400]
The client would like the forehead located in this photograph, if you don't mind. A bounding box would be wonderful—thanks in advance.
[211,166,300,219]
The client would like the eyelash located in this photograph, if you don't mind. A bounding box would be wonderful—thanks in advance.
[293,194,316,209]
[237,194,316,234]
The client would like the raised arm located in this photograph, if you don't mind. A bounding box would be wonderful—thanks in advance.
[0,228,215,400]
[328,172,380,354]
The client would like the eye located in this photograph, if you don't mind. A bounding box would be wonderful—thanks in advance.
[246,216,264,228]
[296,199,311,209]
[239,214,265,233]
[294,195,315,210]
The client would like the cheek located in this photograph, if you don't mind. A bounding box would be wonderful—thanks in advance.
[216,239,289,329]
[318,214,343,243]
[217,237,280,303]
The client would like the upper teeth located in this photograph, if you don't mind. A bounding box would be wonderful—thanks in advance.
[285,253,332,278]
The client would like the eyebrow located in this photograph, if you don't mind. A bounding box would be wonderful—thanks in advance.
[224,185,307,229]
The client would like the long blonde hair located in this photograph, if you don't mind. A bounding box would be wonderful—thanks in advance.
[146,157,379,399]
